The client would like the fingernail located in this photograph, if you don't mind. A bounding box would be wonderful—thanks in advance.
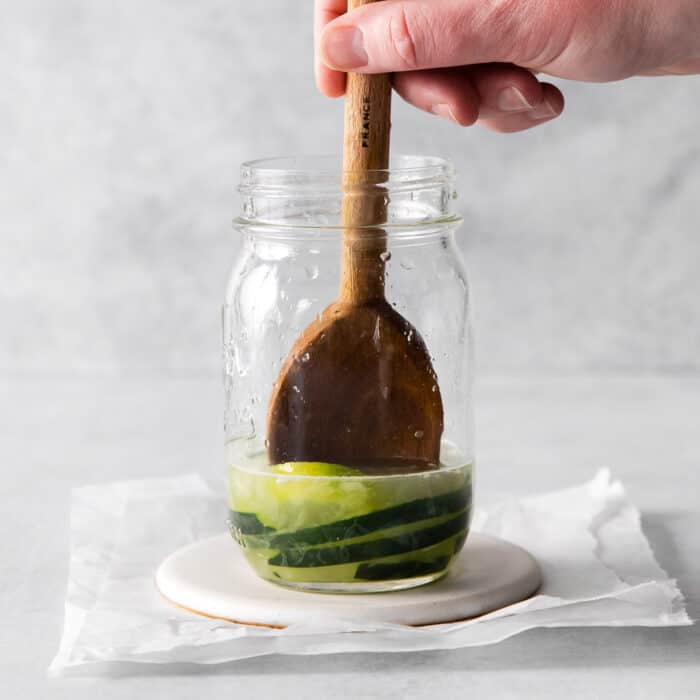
[497,86,533,112]
[322,26,368,69]
[431,103,460,124]
[529,98,557,120]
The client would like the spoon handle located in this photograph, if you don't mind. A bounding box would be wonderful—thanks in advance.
[340,0,392,304]
[342,1,392,177]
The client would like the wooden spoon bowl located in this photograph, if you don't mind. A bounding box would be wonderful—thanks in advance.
[267,298,443,470]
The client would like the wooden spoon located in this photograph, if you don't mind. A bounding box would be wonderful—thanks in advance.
[266,0,443,472]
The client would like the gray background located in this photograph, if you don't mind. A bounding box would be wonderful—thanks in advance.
[2,3,700,697]
[2,0,699,375]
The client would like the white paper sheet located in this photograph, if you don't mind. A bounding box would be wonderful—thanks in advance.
[49,469,690,673]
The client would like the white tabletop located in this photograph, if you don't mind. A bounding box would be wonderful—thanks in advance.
[2,373,698,699]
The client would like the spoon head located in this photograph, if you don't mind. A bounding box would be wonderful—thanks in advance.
[267,300,443,472]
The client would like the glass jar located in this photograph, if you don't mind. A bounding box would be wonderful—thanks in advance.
[223,155,473,593]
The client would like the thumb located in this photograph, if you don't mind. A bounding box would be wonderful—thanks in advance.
[319,0,561,73]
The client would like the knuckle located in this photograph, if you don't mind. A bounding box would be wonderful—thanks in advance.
[388,4,422,69]
[476,0,558,66]
[488,0,540,61]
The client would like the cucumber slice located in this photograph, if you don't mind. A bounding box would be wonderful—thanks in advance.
[246,531,464,584]
[355,556,451,581]
[231,487,468,549]
[228,511,275,536]
[268,511,468,568]
[229,462,470,533]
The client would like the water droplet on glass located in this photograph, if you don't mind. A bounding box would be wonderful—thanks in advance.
[400,260,415,271]
[264,439,269,448]
[414,430,424,439]
[432,385,437,393]
[381,385,389,400]
[301,352,310,363]
[305,265,319,280]
[379,251,392,262]
[231,344,249,377]
[292,385,301,394]
[245,417,255,438]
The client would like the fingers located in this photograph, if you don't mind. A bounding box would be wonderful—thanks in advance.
[392,69,480,126]
[478,82,564,132]
[393,64,564,132]
[315,0,347,97]
[319,0,557,74]
[314,0,348,97]
[640,57,700,76]
[315,0,565,133]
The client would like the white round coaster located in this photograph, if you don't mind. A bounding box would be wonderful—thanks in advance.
[156,533,541,627]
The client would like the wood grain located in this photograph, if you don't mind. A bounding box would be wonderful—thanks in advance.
[340,0,393,305]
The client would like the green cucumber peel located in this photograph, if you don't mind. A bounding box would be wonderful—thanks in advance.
[231,487,468,549]
[228,511,276,536]
[267,510,468,568]
[354,556,451,581]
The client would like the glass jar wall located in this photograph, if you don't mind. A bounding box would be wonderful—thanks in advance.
[223,155,473,592]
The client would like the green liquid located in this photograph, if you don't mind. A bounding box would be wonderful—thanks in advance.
[227,441,473,590]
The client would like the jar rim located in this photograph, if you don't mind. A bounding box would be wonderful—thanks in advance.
[236,154,461,231]
[240,154,455,183]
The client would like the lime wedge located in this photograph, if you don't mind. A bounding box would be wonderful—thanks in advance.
[272,462,363,477]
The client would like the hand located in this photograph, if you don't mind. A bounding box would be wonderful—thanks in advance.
[315,0,700,133]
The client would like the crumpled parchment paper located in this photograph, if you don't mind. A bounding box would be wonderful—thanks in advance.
[49,469,690,673]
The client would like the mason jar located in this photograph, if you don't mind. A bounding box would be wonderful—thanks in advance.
[223,155,474,593]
